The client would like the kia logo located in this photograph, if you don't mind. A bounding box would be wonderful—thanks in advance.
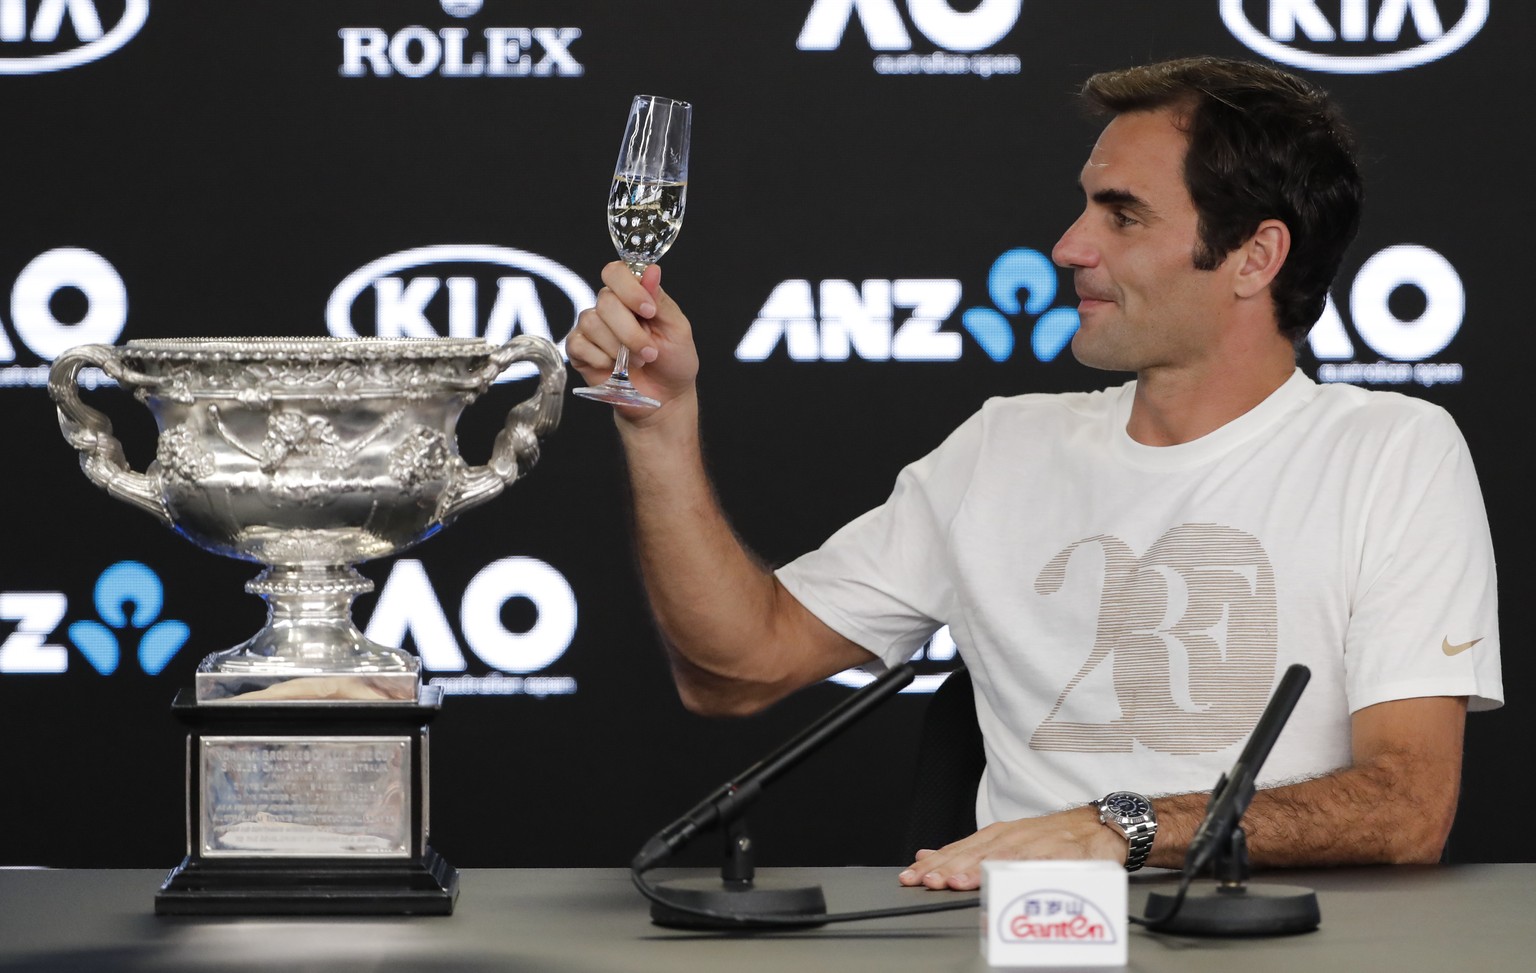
[1221,0,1487,74]
[326,244,594,378]
[0,0,148,75]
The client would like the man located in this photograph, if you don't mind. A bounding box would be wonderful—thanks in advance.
[566,57,1502,890]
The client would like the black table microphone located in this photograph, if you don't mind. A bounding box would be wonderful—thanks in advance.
[1143,663,1320,936]
[633,663,926,928]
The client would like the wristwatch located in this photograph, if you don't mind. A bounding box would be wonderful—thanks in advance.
[1095,791,1157,872]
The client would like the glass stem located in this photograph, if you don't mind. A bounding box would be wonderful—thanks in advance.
[607,261,648,385]
[611,346,633,384]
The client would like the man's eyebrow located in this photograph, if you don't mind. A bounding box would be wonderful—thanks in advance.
[1090,187,1158,219]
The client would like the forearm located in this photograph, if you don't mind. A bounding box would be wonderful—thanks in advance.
[617,393,842,714]
[1146,750,1458,869]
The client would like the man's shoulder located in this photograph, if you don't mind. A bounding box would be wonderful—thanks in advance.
[1305,380,1459,435]
[976,383,1128,424]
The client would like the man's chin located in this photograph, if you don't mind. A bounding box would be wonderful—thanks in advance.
[1068,334,1136,373]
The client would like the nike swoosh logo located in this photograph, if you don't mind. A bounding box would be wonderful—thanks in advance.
[1442,637,1483,657]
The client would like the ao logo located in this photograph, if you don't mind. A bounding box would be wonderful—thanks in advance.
[798,0,1021,52]
[1308,244,1465,362]
[0,0,147,74]
[0,247,127,364]
[327,244,594,381]
[362,557,577,676]
[1223,0,1488,74]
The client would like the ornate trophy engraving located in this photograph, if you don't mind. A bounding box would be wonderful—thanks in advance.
[49,335,565,915]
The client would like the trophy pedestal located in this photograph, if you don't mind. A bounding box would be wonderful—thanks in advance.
[155,685,458,916]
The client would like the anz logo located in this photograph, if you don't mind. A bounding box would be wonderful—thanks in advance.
[1222,0,1488,74]
[0,561,188,675]
[0,0,148,75]
[962,249,1081,363]
[735,247,1078,364]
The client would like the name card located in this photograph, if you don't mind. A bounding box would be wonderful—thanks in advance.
[982,860,1128,968]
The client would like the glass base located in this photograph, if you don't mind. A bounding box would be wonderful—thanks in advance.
[573,380,660,408]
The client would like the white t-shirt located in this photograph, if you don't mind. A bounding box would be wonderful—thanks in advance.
[776,370,1502,826]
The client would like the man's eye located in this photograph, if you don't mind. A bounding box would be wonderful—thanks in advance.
[1112,212,1138,228]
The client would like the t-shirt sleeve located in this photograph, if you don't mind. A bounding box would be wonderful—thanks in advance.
[775,406,990,670]
[1345,405,1502,713]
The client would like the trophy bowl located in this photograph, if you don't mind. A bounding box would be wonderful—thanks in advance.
[49,335,566,701]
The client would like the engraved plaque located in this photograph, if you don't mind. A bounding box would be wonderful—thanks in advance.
[199,736,411,858]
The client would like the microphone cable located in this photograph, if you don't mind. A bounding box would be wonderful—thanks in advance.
[630,863,980,927]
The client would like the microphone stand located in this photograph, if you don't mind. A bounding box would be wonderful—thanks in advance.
[633,662,980,929]
[1142,664,1321,936]
[645,815,829,929]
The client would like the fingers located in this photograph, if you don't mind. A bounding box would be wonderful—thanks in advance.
[899,843,982,891]
[568,263,659,379]
[595,289,657,359]
[568,261,699,409]
[895,809,1119,892]
[601,260,659,322]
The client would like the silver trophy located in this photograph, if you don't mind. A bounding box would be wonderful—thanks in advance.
[48,334,566,914]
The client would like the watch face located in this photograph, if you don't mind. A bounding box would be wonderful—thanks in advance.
[1105,793,1150,818]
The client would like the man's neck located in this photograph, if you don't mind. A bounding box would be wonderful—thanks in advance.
[1126,353,1296,447]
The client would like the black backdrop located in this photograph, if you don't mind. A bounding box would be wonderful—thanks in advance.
[1,1,1529,871]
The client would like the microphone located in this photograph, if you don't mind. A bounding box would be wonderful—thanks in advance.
[632,662,917,874]
[1181,663,1310,880]
[632,662,986,929]
[1142,663,1320,936]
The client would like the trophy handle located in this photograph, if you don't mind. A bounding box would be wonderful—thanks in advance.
[47,343,173,526]
[440,334,567,522]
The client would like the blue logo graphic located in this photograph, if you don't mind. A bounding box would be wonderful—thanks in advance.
[961,248,1080,362]
[67,561,189,676]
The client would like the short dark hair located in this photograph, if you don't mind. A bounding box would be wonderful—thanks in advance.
[1081,57,1363,344]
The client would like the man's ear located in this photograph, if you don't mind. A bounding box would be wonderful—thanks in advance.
[1232,219,1291,299]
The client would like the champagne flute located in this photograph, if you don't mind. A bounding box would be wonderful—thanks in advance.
[574,94,692,408]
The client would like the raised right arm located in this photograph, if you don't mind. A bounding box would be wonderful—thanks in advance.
[566,262,875,715]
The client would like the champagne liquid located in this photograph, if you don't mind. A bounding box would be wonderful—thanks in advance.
[608,177,686,268]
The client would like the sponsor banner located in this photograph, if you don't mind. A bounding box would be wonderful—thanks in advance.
[1308,244,1468,387]
[326,243,593,381]
[735,242,1471,389]
[2,556,581,698]
[1222,0,1488,74]
[797,0,1023,77]
[0,248,126,389]
[339,0,583,79]
[0,0,147,74]
[737,247,1079,365]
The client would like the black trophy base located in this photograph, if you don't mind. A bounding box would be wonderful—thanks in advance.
[1144,881,1320,936]
[155,846,460,916]
[648,876,828,930]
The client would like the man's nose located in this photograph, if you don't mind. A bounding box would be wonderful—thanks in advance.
[1052,213,1095,269]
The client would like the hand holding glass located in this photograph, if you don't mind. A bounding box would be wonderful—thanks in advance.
[574,94,692,409]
